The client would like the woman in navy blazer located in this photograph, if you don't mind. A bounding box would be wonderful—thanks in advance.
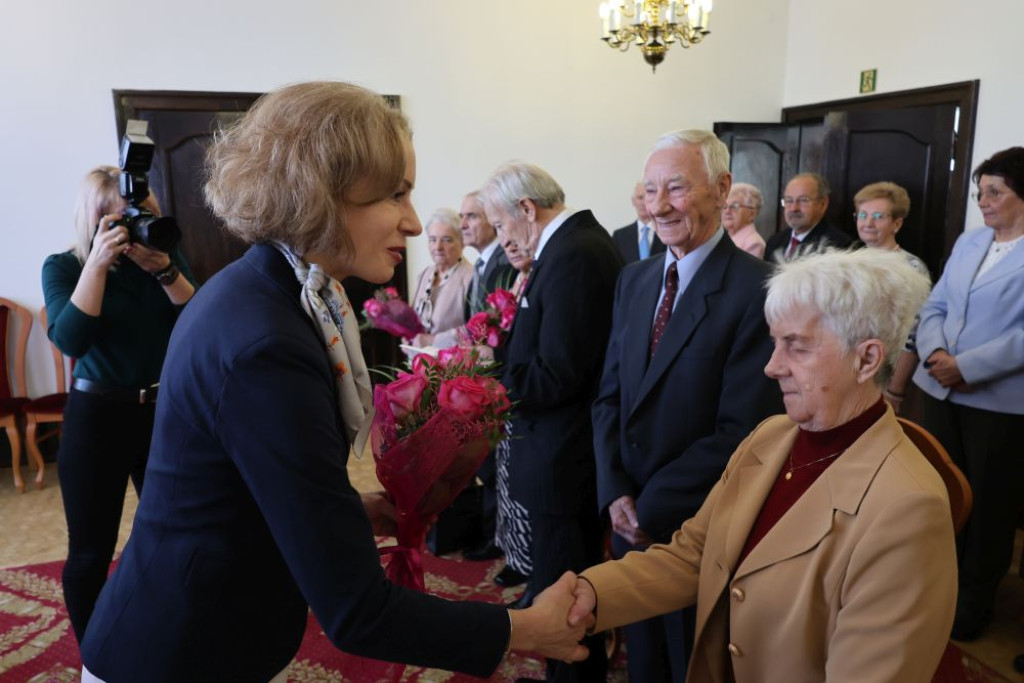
[79,81,589,682]
[913,146,1024,642]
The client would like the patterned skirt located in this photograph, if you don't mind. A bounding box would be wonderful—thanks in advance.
[495,421,532,574]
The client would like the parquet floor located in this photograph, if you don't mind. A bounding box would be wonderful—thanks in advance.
[1,458,1020,680]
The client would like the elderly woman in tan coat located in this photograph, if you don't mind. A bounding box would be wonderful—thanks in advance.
[569,248,956,682]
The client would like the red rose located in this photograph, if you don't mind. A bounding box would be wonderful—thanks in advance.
[411,353,436,376]
[437,376,494,420]
[464,312,492,345]
[437,345,471,368]
[363,299,384,318]
[384,372,428,420]
[383,286,400,299]
[486,289,518,314]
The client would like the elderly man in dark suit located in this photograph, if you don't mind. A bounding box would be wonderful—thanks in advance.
[613,181,667,262]
[593,129,782,683]
[483,161,623,683]
[457,190,519,570]
[764,172,856,262]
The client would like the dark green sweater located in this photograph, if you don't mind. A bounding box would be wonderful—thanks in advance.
[42,251,196,387]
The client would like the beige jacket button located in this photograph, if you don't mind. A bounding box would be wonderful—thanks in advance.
[731,587,745,601]
[728,643,742,657]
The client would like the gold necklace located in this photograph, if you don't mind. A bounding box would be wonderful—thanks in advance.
[785,450,844,480]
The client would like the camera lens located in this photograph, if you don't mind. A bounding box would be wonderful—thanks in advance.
[130,215,182,253]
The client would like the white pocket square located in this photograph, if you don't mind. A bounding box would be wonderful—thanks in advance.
[520,297,529,309]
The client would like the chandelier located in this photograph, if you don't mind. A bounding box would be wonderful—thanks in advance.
[599,0,712,72]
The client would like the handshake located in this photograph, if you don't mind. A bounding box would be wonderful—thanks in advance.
[507,571,601,663]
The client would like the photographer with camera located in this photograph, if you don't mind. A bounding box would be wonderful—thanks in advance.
[41,162,195,645]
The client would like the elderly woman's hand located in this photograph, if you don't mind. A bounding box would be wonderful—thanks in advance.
[925,350,965,388]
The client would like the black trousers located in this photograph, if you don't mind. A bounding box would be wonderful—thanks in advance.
[529,509,608,683]
[58,388,155,643]
[923,396,1024,619]
[612,533,694,683]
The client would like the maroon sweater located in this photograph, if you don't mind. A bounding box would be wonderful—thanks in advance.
[738,398,886,566]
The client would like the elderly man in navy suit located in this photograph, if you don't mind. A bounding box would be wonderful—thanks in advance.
[483,161,623,683]
[613,181,667,262]
[764,173,856,262]
[593,129,782,682]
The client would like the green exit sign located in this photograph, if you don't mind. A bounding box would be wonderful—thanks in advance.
[860,69,878,94]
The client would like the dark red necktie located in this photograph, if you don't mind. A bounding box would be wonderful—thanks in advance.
[649,266,679,359]
[786,235,800,259]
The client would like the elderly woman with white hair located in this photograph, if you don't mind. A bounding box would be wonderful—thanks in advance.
[721,182,766,259]
[570,248,957,683]
[410,207,473,348]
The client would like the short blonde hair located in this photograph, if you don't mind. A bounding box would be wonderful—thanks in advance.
[204,81,411,257]
[854,181,911,219]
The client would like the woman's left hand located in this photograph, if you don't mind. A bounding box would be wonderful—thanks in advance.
[361,491,398,537]
[125,243,173,274]
[925,350,964,388]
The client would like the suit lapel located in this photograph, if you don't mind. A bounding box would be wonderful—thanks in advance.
[733,410,904,580]
[630,239,732,412]
[970,228,1024,290]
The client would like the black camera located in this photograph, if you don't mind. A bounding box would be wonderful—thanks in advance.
[112,120,182,253]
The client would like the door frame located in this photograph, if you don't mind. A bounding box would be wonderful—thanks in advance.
[782,80,980,244]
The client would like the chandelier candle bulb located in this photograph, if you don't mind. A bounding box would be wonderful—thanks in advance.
[665,1,676,24]
[633,1,644,25]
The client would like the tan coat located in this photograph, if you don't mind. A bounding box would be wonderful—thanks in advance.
[582,409,957,682]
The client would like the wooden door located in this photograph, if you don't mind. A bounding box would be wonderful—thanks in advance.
[819,105,958,281]
[713,121,825,240]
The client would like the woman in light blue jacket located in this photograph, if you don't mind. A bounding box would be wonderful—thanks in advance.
[913,145,1024,642]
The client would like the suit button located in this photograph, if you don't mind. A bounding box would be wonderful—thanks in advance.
[728,643,742,657]
[731,587,745,602]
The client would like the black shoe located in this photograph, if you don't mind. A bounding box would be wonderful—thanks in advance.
[508,586,535,610]
[494,565,530,587]
[463,540,503,561]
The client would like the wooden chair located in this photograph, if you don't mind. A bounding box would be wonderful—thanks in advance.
[896,417,973,534]
[22,307,71,488]
[0,297,40,492]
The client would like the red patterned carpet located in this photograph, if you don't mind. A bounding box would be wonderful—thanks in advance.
[0,554,1010,682]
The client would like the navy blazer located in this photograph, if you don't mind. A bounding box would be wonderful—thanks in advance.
[81,244,508,682]
[498,210,623,514]
[612,221,666,263]
[593,236,782,542]
[764,221,857,263]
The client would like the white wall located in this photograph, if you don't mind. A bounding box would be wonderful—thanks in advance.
[1,0,789,395]
[782,0,1024,231]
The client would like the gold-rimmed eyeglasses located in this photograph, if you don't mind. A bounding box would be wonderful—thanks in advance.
[854,211,891,221]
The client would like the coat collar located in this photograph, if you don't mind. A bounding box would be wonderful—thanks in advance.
[728,406,903,580]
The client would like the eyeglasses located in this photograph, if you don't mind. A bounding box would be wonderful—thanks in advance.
[972,188,1009,203]
[780,196,818,208]
[854,211,892,221]
[724,202,756,211]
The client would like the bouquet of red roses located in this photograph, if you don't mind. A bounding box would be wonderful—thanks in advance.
[462,288,519,348]
[371,346,511,590]
[361,286,425,339]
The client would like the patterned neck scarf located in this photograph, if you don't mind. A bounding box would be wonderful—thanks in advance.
[274,243,373,457]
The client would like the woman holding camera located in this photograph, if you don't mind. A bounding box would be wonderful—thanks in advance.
[41,165,196,644]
